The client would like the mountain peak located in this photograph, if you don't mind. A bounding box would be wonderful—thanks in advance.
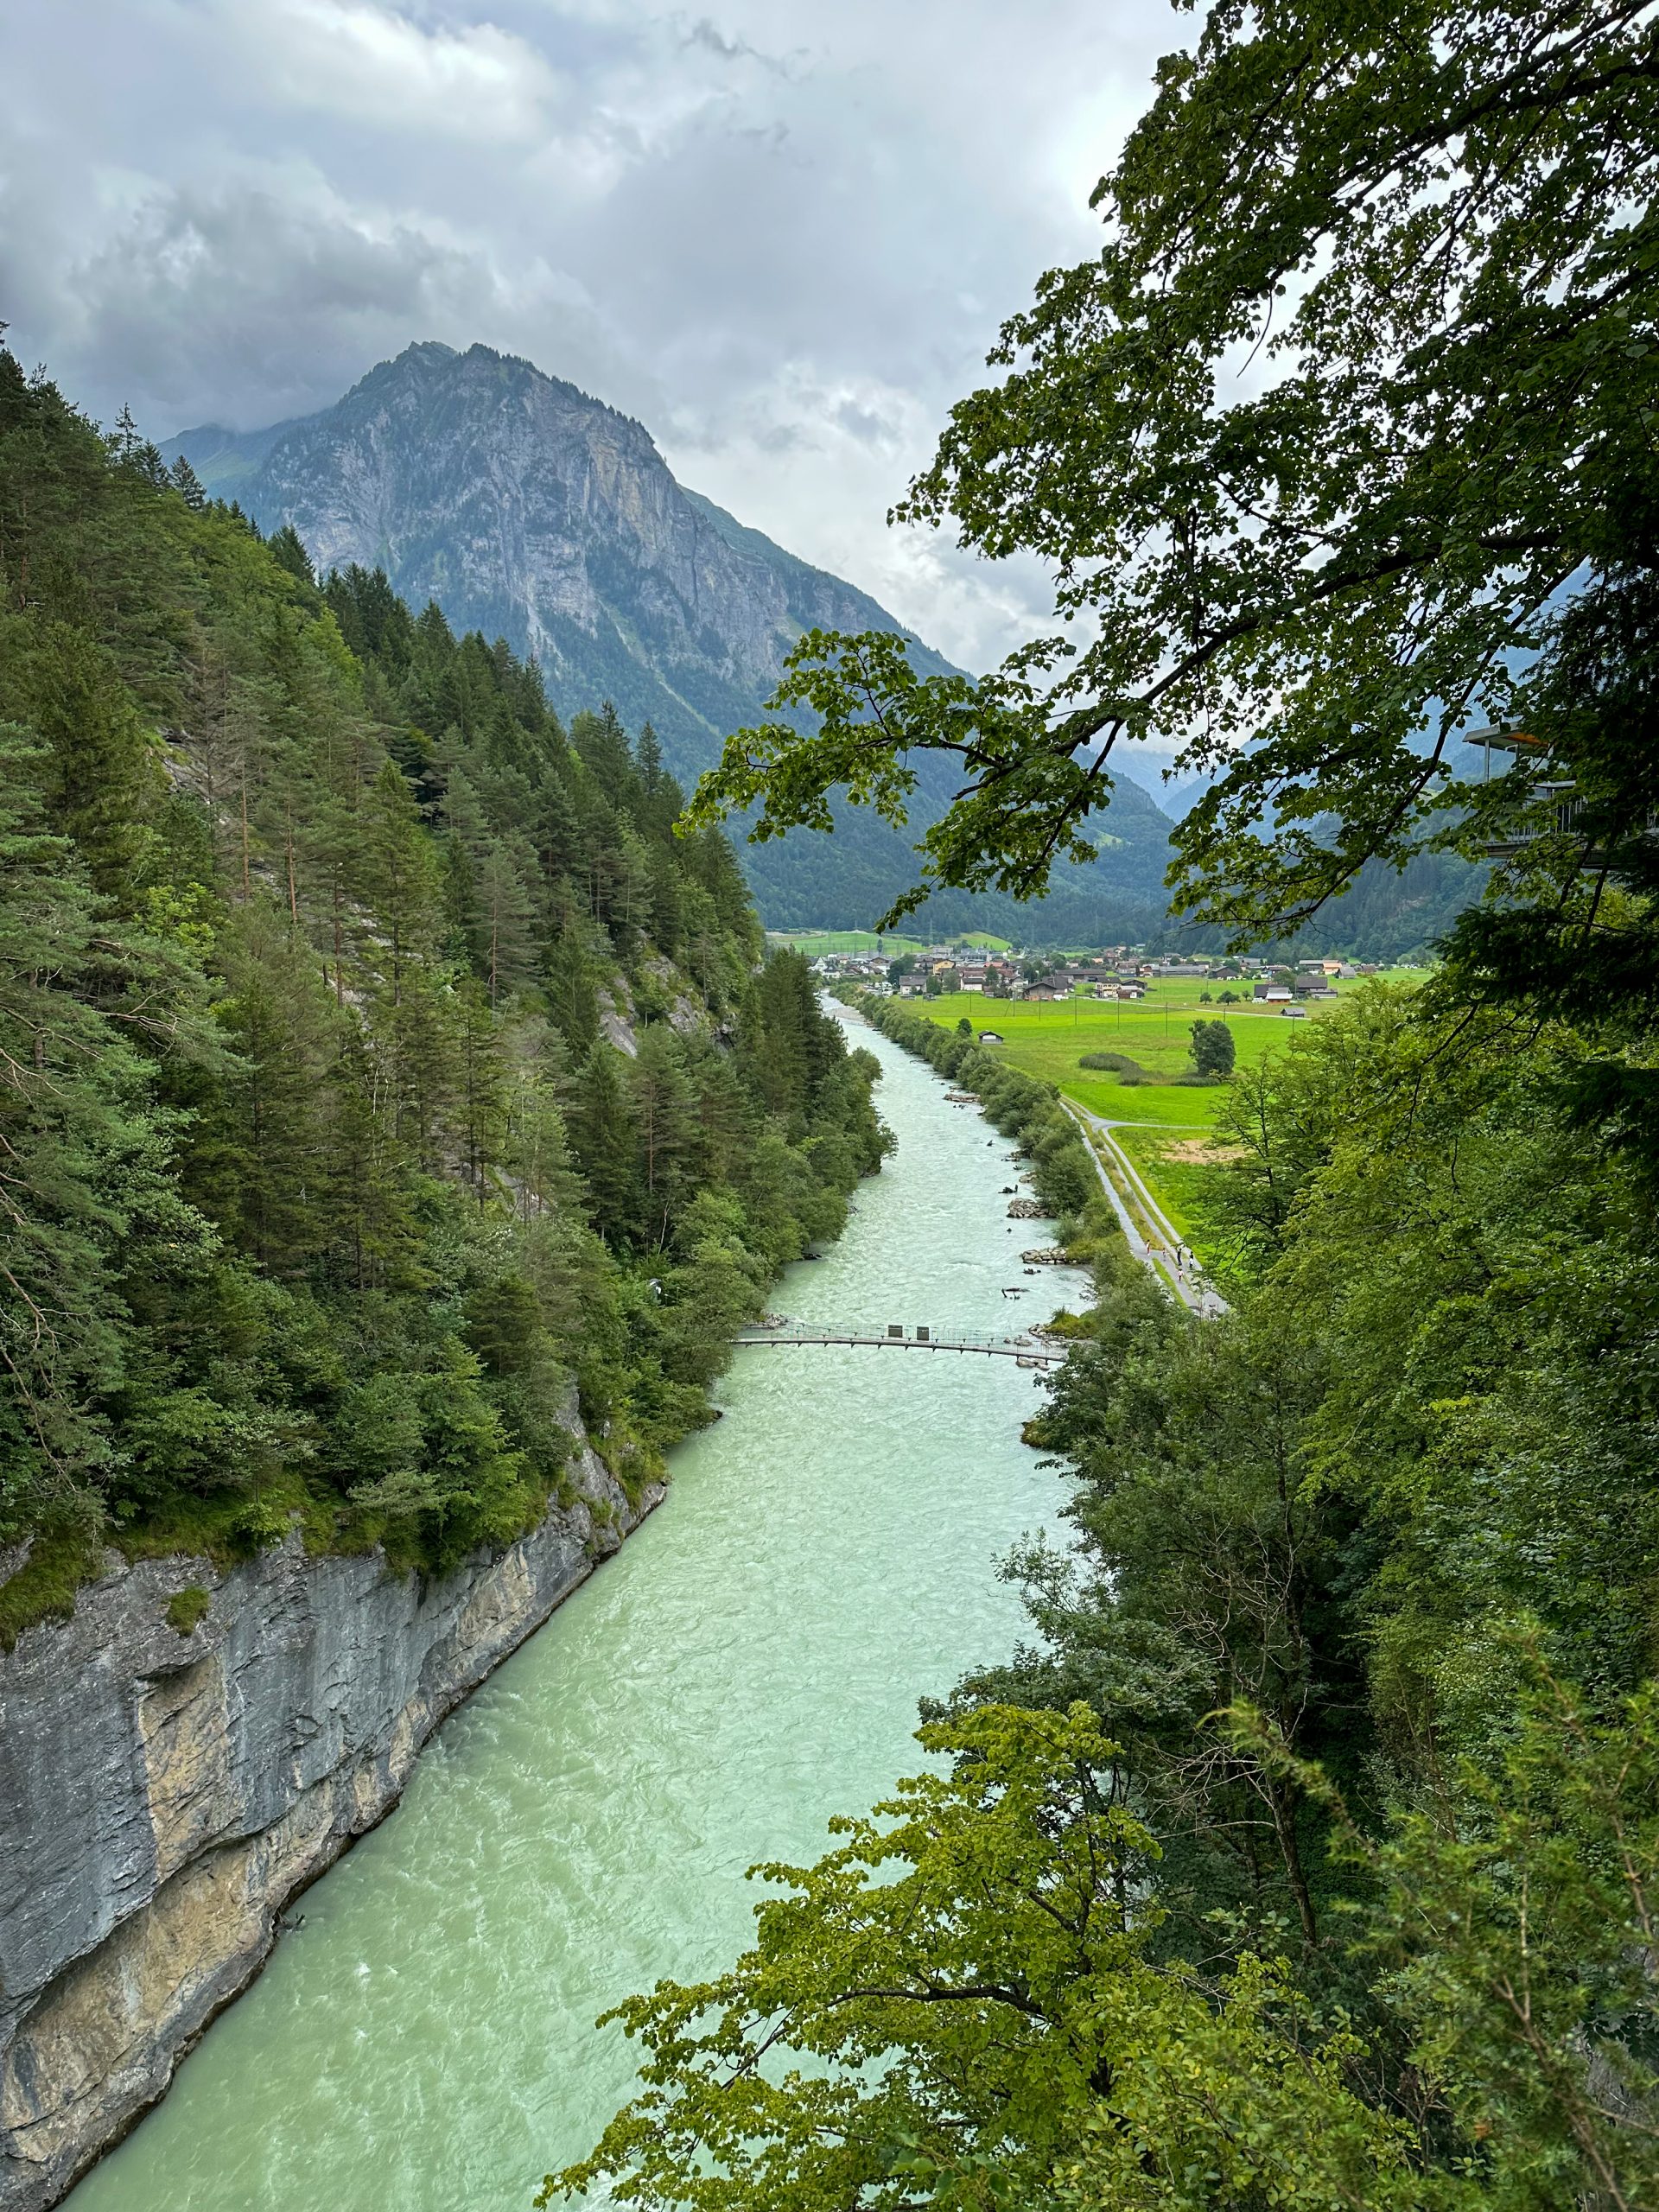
[161,342,1175,939]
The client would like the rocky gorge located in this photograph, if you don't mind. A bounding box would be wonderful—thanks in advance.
[0,1422,660,2212]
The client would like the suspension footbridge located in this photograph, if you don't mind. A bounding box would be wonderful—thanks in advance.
[735,1320,1066,1367]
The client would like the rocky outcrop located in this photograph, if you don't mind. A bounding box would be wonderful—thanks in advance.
[166,342,938,792]
[596,973,639,1057]
[161,342,1182,944]
[0,1429,661,2212]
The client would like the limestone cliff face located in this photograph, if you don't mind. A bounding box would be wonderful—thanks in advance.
[177,341,932,787]
[0,1431,661,2212]
[162,341,1180,941]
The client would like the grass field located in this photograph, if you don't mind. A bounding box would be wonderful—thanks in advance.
[912,976,1417,1237]
[921,982,1302,1128]
[1110,1124,1237,1249]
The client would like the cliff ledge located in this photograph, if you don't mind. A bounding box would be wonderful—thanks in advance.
[0,1427,658,2212]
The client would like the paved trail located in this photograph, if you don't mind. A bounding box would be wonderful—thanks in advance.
[1062,1101,1229,1318]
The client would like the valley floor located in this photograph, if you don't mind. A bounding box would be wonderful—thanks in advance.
[912,974,1420,1259]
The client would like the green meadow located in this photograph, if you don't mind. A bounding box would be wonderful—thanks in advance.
[919,982,1290,1126]
[913,976,1417,1231]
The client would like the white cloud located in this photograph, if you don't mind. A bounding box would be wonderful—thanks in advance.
[0,0,1192,671]
[188,0,565,140]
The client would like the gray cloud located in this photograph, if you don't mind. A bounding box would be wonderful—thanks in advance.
[0,0,1185,671]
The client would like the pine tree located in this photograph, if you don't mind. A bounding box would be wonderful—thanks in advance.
[570,702,639,811]
[569,1042,641,1247]
[316,1027,416,1292]
[502,1061,583,1230]
[358,759,454,1158]
[544,915,602,1052]
[0,618,156,896]
[471,836,539,1005]
[266,523,316,591]
[168,454,207,510]
[452,978,508,1199]
[646,843,683,955]
[632,1027,695,1249]
[190,899,340,1273]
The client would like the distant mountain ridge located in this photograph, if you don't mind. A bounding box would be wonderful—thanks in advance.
[164,342,1179,943]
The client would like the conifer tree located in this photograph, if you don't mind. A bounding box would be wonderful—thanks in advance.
[0,618,155,895]
[477,839,539,1004]
[0,730,213,1530]
[265,523,316,592]
[453,978,508,1199]
[192,899,340,1273]
[569,1042,641,1247]
[358,758,454,1157]
[168,454,207,510]
[632,1027,695,1249]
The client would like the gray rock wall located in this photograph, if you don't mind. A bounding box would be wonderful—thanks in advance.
[0,1434,660,2212]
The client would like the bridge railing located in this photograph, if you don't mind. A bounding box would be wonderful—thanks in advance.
[735,1321,1052,1351]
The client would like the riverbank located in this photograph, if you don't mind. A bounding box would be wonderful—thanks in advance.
[0,1408,657,2212]
[62,1010,1086,2212]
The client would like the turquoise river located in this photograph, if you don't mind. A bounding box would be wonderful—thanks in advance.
[70,1009,1086,2212]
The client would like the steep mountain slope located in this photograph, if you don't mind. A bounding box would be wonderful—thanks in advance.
[164,343,1177,943]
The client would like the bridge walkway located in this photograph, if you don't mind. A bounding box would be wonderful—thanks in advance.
[735,1322,1065,1366]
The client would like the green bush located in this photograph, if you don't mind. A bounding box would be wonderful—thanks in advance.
[1078,1050,1149,1077]
[164,1586,212,1637]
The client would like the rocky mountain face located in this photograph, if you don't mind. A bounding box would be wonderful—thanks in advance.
[0,1415,661,2212]
[166,343,1178,943]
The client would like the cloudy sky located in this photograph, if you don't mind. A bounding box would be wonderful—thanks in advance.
[1,0,1187,677]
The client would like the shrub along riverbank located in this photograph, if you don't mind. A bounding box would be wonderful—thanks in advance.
[839,989,1120,1259]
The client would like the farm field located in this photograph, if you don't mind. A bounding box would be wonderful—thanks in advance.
[914,979,1406,1234]
[921,983,1297,1120]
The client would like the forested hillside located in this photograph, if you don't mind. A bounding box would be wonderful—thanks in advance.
[0,342,885,1639]
[165,341,1186,949]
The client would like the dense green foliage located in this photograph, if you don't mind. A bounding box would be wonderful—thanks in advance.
[554,1689,1659,2212]
[1186,1020,1235,1081]
[0,344,884,1620]
[682,0,1659,960]
[549,1705,1433,2212]
[560,5,1659,2201]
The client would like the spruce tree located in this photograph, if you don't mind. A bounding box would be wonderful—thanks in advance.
[569,1043,641,1247]
[168,454,207,510]
[453,978,508,1199]
[191,899,340,1273]
[632,1027,695,1249]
